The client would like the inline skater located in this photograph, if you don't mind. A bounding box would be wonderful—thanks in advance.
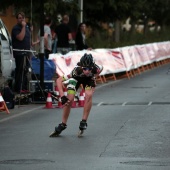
[49,53,103,137]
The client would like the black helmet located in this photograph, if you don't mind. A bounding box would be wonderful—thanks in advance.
[80,53,94,67]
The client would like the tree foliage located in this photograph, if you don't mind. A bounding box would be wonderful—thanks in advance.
[1,0,170,26]
[0,0,79,25]
[1,0,170,43]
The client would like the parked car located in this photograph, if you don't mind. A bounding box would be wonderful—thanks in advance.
[0,18,15,81]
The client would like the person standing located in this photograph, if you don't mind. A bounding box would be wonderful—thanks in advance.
[27,23,40,49]
[55,14,72,54]
[27,23,40,50]
[44,16,52,59]
[50,23,57,53]
[50,53,103,137]
[75,22,92,51]
[11,12,31,93]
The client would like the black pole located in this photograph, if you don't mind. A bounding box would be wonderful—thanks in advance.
[39,0,44,89]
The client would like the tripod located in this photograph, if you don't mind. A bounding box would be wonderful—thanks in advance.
[13,49,46,107]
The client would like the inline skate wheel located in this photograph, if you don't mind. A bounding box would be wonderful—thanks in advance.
[78,130,84,137]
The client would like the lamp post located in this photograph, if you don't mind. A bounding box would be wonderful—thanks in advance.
[39,0,44,89]
[78,0,83,23]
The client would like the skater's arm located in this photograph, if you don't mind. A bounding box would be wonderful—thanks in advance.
[56,74,73,97]
[56,76,65,97]
[56,75,72,105]
[90,65,103,88]
[94,64,103,78]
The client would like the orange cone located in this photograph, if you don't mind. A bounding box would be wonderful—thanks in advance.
[44,93,54,109]
[0,93,10,114]
[83,89,85,97]
[64,87,67,96]
[78,89,85,107]
[56,87,67,108]
[56,97,63,108]
[54,86,59,97]
[71,97,77,108]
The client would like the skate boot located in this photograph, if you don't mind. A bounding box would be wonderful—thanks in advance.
[49,123,67,137]
[78,120,87,137]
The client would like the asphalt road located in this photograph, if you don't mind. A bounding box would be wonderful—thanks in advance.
[1,63,170,170]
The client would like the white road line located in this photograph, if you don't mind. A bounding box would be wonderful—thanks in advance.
[122,102,127,106]
[97,102,103,106]
[148,101,152,106]
[0,106,43,123]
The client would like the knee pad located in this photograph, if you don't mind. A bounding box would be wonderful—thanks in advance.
[67,78,77,92]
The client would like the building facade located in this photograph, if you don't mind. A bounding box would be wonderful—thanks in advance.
[0,6,16,34]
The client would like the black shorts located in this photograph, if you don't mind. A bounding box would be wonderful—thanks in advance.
[75,77,95,90]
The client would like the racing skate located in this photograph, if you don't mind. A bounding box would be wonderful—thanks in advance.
[49,123,67,137]
[78,120,87,137]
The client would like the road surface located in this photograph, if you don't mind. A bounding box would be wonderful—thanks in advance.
[0,63,170,170]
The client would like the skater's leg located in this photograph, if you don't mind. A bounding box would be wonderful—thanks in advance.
[61,93,75,124]
[82,88,94,121]
[49,122,67,137]
[50,93,75,137]
[78,88,94,136]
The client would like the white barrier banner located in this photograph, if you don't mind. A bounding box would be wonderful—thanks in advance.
[49,41,170,76]
[145,43,156,63]
[120,46,135,71]
[135,45,151,65]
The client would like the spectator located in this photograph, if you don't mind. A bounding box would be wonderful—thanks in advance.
[50,23,57,53]
[75,22,92,51]
[55,14,72,54]
[43,16,52,59]
[11,12,31,93]
[27,23,40,50]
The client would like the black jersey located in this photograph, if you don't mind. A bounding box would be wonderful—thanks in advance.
[63,63,103,90]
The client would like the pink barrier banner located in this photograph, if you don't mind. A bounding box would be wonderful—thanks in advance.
[120,46,135,71]
[92,49,126,75]
[135,45,151,65]
[145,44,157,62]
[49,41,170,76]
[156,42,170,61]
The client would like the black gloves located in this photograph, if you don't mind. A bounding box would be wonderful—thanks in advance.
[61,96,69,105]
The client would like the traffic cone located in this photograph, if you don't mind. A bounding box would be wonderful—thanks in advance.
[78,89,85,107]
[71,96,77,108]
[64,87,67,96]
[0,93,10,114]
[56,87,67,108]
[83,89,85,97]
[44,93,54,109]
[56,97,63,108]
[54,86,59,97]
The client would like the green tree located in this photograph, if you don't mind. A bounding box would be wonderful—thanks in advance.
[83,0,132,42]
[1,0,170,46]
[0,0,79,24]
